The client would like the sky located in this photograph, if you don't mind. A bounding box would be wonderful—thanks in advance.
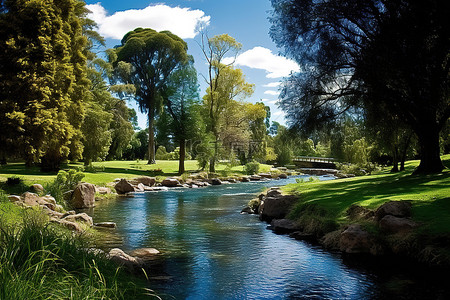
[84,0,299,130]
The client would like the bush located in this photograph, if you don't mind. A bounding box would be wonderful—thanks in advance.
[244,161,260,175]
[45,169,85,207]
[337,162,379,176]
[6,176,23,186]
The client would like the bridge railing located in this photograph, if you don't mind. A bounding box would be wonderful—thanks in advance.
[292,156,338,164]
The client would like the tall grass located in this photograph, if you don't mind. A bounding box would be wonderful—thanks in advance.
[0,210,146,299]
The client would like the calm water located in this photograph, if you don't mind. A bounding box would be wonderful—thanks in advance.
[87,176,450,299]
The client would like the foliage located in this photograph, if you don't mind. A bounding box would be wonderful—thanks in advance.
[111,28,189,164]
[270,0,449,174]
[155,146,172,160]
[244,161,260,175]
[45,170,85,206]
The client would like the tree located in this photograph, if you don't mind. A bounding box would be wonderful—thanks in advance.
[199,33,242,172]
[0,0,92,170]
[163,59,200,174]
[270,0,449,174]
[202,64,254,171]
[110,28,189,164]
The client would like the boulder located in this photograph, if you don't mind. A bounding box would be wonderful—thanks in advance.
[289,231,315,241]
[129,248,160,261]
[94,222,116,228]
[277,173,288,179]
[161,178,180,187]
[240,206,255,214]
[240,177,250,182]
[41,195,56,205]
[21,192,40,206]
[339,224,380,255]
[108,248,142,270]
[211,178,222,185]
[58,219,84,233]
[31,184,44,193]
[347,205,374,220]
[266,188,282,198]
[134,176,156,187]
[38,198,56,211]
[259,194,297,222]
[8,195,21,202]
[95,186,111,195]
[70,183,95,209]
[250,175,262,181]
[379,215,418,234]
[114,179,135,194]
[134,183,145,192]
[270,219,301,233]
[190,184,199,189]
[258,173,273,179]
[63,213,93,227]
[375,201,412,221]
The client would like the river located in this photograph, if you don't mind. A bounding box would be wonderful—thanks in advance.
[87,176,450,299]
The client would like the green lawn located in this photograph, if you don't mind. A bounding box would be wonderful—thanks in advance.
[283,155,450,234]
[0,160,272,187]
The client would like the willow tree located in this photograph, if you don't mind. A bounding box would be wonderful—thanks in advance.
[111,28,188,164]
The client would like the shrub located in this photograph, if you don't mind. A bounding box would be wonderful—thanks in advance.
[45,169,85,207]
[6,176,23,185]
[244,161,260,175]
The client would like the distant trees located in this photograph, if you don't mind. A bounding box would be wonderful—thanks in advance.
[270,0,449,174]
[110,28,189,164]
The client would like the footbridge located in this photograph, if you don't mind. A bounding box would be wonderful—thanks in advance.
[292,156,337,169]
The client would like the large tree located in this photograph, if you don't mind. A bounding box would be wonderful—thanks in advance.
[199,33,243,172]
[0,0,92,170]
[270,0,449,174]
[163,59,200,174]
[110,28,188,164]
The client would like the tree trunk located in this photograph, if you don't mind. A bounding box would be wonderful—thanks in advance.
[209,136,218,173]
[400,133,413,171]
[147,109,156,164]
[178,138,186,175]
[391,146,399,173]
[414,127,444,174]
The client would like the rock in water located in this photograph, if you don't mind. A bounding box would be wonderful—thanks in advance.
[114,179,135,194]
[161,178,180,187]
[70,183,95,208]
[135,176,156,187]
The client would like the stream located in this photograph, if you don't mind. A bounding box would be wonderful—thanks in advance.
[86,176,450,299]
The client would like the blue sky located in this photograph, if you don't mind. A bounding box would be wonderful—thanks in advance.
[84,0,299,129]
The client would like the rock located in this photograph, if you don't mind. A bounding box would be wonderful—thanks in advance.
[375,201,412,221]
[270,219,301,233]
[63,213,93,227]
[94,222,116,228]
[190,184,199,189]
[240,177,250,182]
[8,195,21,202]
[108,248,142,270]
[129,248,160,261]
[38,198,56,211]
[379,215,418,234]
[115,179,135,194]
[161,178,180,187]
[277,173,288,179]
[289,231,315,241]
[240,206,255,214]
[134,183,145,192]
[258,173,273,179]
[211,178,222,185]
[145,186,169,192]
[31,184,44,193]
[266,188,282,198]
[347,205,374,220]
[58,219,84,233]
[95,186,111,194]
[249,175,262,181]
[41,195,56,205]
[134,176,156,187]
[339,224,381,255]
[259,194,297,222]
[70,183,95,209]
[42,207,64,219]
[21,192,40,206]
[63,190,73,202]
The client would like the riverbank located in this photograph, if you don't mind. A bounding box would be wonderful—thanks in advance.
[252,155,450,268]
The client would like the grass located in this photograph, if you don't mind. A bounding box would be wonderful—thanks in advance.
[0,201,151,299]
[283,154,450,235]
[0,160,272,188]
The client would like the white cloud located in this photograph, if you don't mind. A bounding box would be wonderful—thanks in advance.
[260,98,270,102]
[273,111,285,116]
[86,3,210,40]
[263,82,281,88]
[264,90,280,96]
[227,46,300,78]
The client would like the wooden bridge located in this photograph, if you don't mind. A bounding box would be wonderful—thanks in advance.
[292,156,337,169]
